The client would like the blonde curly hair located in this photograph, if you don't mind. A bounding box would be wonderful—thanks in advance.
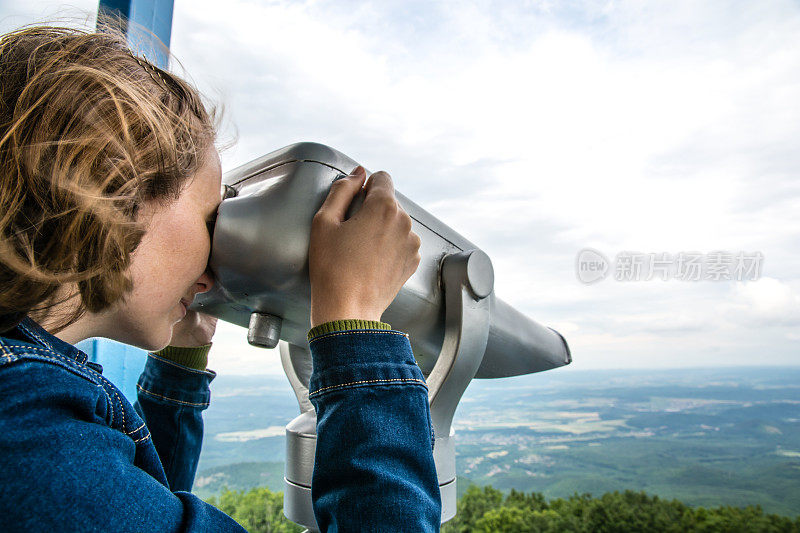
[0,24,216,332]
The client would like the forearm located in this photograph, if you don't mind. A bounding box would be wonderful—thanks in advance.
[307,326,441,532]
[134,347,214,492]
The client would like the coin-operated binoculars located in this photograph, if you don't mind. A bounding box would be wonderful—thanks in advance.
[193,143,571,531]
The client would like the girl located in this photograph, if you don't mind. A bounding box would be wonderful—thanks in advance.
[0,25,440,531]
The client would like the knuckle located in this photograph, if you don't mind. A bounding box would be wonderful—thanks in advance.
[377,195,398,215]
[400,212,413,231]
[410,251,422,270]
[312,211,331,227]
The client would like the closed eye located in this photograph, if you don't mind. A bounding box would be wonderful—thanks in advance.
[207,185,236,241]
[206,211,219,240]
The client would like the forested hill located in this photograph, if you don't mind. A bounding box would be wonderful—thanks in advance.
[206,484,800,532]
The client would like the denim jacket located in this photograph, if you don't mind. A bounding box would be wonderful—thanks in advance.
[0,318,441,532]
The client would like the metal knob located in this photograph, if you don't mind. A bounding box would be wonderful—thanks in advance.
[247,312,282,348]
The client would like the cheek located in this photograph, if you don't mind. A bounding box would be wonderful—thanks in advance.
[174,218,213,284]
[188,220,212,267]
[131,215,210,299]
[161,223,211,281]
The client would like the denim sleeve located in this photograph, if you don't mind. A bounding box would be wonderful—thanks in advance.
[134,352,214,492]
[0,359,245,532]
[308,329,441,532]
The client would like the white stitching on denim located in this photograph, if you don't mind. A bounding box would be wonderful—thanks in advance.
[115,388,125,429]
[74,360,127,428]
[127,420,150,443]
[309,377,427,396]
[0,345,99,380]
[136,384,210,407]
[0,344,116,424]
[308,330,410,345]
[132,433,152,444]
[1,344,74,361]
[126,421,147,437]
[0,340,11,359]
[18,322,53,351]
[2,342,157,443]
[94,374,127,431]
[0,341,153,443]
[62,352,122,428]
[0,342,149,442]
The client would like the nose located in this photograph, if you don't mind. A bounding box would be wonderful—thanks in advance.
[194,268,215,295]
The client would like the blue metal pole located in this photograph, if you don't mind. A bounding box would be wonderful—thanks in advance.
[97,0,174,69]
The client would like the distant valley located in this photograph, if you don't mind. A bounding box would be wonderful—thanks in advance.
[194,367,800,516]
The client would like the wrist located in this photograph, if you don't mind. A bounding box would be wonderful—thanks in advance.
[310,307,382,328]
[307,319,392,342]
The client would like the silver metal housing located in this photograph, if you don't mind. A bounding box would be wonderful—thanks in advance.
[192,142,571,377]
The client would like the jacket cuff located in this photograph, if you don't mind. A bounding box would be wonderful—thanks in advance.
[308,329,426,399]
[137,352,216,409]
[307,319,391,342]
[152,344,211,371]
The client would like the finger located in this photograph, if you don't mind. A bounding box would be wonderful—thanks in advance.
[363,170,395,205]
[316,166,367,222]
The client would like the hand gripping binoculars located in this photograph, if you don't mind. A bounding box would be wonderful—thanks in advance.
[193,143,571,530]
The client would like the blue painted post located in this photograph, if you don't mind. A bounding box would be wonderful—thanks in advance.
[97,0,174,68]
[78,0,176,403]
[77,338,149,401]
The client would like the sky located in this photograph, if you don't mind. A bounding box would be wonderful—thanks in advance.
[1,0,798,376]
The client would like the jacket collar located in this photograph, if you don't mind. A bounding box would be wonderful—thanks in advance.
[5,317,88,365]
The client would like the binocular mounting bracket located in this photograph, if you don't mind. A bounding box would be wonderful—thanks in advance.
[274,249,494,530]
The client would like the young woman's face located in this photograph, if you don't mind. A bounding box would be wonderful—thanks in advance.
[104,146,223,350]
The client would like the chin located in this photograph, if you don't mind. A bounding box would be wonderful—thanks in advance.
[96,305,175,352]
[146,339,171,353]
[125,323,173,353]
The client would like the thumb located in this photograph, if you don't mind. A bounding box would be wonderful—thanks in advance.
[317,166,367,222]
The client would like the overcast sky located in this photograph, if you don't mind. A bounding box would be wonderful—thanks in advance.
[1,0,798,376]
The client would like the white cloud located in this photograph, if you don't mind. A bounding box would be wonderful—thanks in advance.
[728,278,800,327]
[0,1,96,31]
